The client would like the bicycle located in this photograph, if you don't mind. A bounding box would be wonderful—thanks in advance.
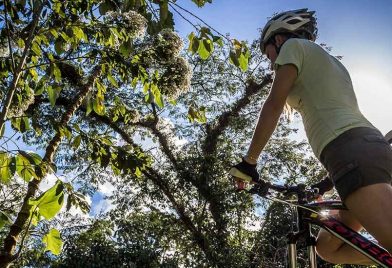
[246,180,392,267]
[239,131,392,268]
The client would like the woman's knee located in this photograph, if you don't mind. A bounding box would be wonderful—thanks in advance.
[315,230,342,264]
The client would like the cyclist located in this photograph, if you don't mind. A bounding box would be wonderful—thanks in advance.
[230,9,392,265]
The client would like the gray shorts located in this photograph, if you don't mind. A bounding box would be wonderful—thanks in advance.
[320,127,392,201]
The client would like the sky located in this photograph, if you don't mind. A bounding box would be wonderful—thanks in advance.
[173,0,392,135]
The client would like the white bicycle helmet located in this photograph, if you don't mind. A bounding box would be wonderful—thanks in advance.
[260,8,317,53]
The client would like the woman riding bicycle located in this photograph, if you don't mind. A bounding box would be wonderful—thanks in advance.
[230,9,392,265]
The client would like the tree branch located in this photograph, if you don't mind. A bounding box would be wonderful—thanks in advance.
[3,0,16,72]
[202,75,272,155]
[142,167,218,265]
[0,2,45,136]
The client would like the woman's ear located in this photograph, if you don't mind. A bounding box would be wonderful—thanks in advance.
[274,35,287,48]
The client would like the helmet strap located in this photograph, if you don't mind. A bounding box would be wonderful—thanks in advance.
[273,36,291,55]
[275,43,281,55]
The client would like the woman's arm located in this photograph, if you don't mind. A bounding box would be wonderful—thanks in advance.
[244,64,298,164]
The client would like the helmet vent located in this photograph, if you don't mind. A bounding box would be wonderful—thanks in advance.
[287,19,302,25]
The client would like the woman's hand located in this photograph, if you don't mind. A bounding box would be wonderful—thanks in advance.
[229,158,260,190]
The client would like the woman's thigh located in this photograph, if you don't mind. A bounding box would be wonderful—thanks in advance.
[344,183,392,252]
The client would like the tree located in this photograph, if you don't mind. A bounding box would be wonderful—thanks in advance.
[0,0,250,267]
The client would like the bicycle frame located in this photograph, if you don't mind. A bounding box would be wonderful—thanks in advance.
[287,200,392,268]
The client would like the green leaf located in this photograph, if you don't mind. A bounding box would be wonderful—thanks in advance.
[96,80,106,95]
[52,64,61,82]
[31,41,41,56]
[54,38,64,55]
[18,151,42,166]
[238,52,249,72]
[16,153,35,182]
[59,32,70,42]
[23,117,31,132]
[191,37,199,54]
[144,92,153,104]
[200,27,212,38]
[213,36,224,47]
[42,229,62,255]
[151,84,164,108]
[229,50,240,67]
[191,0,212,7]
[0,211,12,229]
[93,96,106,116]
[197,39,210,60]
[11,117,30,133]
[47,86,61,107]
[72,26,85,41]
[34,77,46,95]
[53,1,61,14]
[131,77,138,88]
[107,73,118,88]
[29,68,38,81]
[17,38,25,48]
[29,180,64,220]
[86,97,93,115]
[229,40,249,72]
[29,209,40,226]
[59,126,72,141]
[119,39,133,57]
[187,106,207,123]
[50,29,59,39]
[72,135,81,150]
[187,32,195,43]
[203,39,213,53]
[0,152,13,184]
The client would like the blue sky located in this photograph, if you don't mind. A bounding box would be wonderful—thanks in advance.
[173,0,392,134]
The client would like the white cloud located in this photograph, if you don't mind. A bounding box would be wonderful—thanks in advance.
[157,117,188,148]
[351,67,392,134]
[98,181,116,196]
[245,217,263,231]
[39,173,61,192]
[90,197,114,216]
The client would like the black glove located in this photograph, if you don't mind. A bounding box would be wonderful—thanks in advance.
[311,176,334,196]
[229,157,260,183]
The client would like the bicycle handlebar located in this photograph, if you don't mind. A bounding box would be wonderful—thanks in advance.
[247,179,329,202]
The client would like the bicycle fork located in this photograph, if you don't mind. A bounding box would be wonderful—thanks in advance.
[287,225,318,268]
[287,240,297,267]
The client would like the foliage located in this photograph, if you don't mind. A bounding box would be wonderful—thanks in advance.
[54,218,179,267]
[0,0,228,265]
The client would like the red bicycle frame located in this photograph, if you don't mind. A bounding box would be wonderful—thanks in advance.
[287,200,392,268]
